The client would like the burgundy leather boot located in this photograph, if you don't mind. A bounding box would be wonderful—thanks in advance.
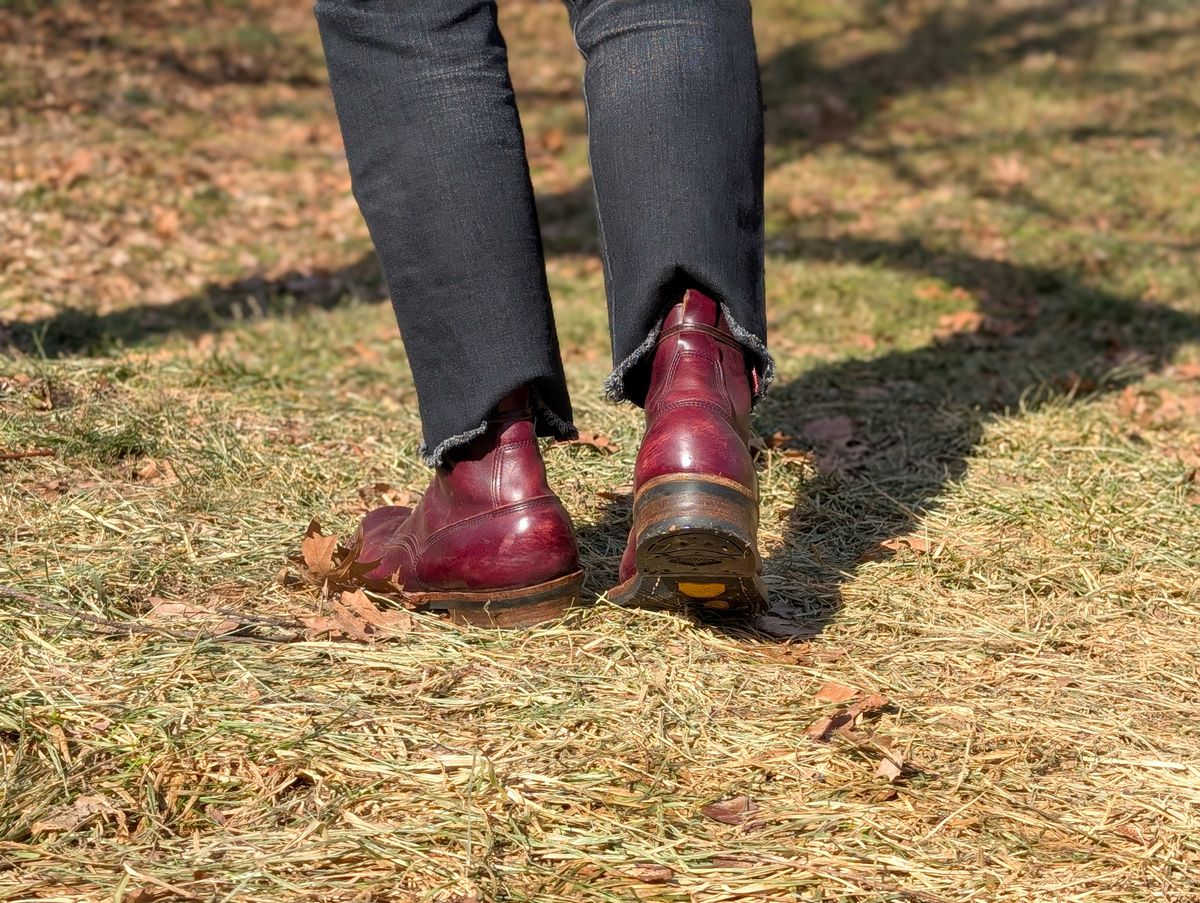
[357,387,583,627]
[609,289,767,614]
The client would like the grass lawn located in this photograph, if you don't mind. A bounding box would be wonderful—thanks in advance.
[2,0,1199,899]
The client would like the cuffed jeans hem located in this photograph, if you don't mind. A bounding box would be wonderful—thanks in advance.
[417,390,578,468]
[602,302,776,407]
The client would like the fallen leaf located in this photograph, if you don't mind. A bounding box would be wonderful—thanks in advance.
[754,614,813,638]
[880,535,931,554]
[815,682,860,704]
[294,519,380,587]
[1053,371,1098,395]
[847,693,889,718]
[300,518,338,574]
[567,431,619,454]
[1119,387,1200,428]
[124,889,169,903]
[935,310,1023,342]
[751,641,813,664]
[597,483,634,502]
[801,416,868,474]
[57,148,94,187]
[31,794,114,835]
[700,795,758,826]
[989,153,1030,190]
[1168,363,1200,381]
[709,855,760,869]
[134,458,176,484]
[805,692,889,742]
[804,714,843,741]
[765,430,793,449]
[153,207,180,239]
[302,588,414,642]
[24,479,69,500]
[356,482,414,509]
[1114,823,1149,845]
[541,128,566,154]
[876,748,905,782]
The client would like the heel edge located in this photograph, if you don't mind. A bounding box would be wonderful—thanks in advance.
[421,570,585,628]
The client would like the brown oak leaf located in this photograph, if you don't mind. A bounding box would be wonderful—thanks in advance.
[815,682,861,704]
[293,518,380,587]
[302,589,414,642]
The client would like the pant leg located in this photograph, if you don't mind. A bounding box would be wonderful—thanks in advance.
[564,0,772,406]
[315,0,575,466]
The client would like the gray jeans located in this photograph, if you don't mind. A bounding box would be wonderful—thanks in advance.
[315,0,770,465]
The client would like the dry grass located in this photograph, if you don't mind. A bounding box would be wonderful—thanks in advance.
[3,0,1200,900]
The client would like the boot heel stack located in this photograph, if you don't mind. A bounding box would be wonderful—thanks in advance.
[426,570,585,628]
[610,474,767,614]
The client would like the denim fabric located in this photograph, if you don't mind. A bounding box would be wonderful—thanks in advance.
[315,0,768,466]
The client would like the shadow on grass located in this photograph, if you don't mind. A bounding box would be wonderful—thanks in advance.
[0,255,388,357]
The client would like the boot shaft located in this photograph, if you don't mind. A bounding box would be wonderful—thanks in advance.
[644,290,753,439]
[635,290,757,489]
[442,386,552,507]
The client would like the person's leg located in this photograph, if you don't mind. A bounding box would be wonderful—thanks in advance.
[315,0,575,466]
[564,0,771,614]
[564,0,772,404]
[315,0,583,625]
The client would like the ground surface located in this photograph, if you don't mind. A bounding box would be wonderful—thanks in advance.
[2,0,1199,900]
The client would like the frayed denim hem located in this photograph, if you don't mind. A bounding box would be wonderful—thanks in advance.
[603,302,776,406]
[418,386,578,468]
[530,384,579,442]
[418,419,490,468]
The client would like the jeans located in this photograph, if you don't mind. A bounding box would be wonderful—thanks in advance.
[315,0,770,465]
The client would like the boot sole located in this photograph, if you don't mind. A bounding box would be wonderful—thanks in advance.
[608,475,767,615]
[405,570,585,628]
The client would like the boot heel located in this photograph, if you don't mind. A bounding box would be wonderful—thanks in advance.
[611,475,767,614]
[426,570,585,629]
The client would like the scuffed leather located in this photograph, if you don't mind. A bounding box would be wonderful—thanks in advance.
[619,289,758,582]
[359,388,580,592]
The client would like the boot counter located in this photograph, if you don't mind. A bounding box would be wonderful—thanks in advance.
[415,495,581,591]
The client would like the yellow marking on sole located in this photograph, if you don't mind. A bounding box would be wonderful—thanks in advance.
[679,582,726,599]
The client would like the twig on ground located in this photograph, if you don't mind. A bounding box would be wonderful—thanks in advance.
[0,584,304,645]
[0,448,56,461]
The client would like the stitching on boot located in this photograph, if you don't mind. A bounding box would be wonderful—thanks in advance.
[654,396,738,424]
[417,495,564,554]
